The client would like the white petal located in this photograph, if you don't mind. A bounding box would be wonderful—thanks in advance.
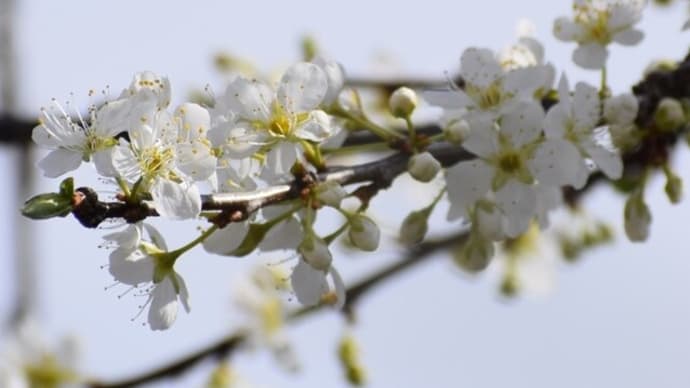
[223,77,273,122]
[530,139,584,187]
[329,267,346,310]
[291,260,328,306]
[93,148,117,177]
[148,277,179,331]
[461,47,503,89]
[175,273,191,313]
[277,62,327,113]
[108,254,153,285]
[151,180,201,220]
[461,118,498,158]
[37,149,82,178]
[495,181,536,238]
[553,17,582,41]
[573,82,600,130]
[543,103,570,139]
[572,43,608,70]
[445,160,493,221]
[260,216,302,251]
[612,29,644,46]
[583,140,623,179]
[423,89,472,109]
[502,66,550,96]
[312,57,345,106]
[500,101,544,147]
[263,141,299,179]
[176,142,217,181]
[175,103,210,142]
[203,222,250,255]
[293,110,332,142]
[608,4,643,31]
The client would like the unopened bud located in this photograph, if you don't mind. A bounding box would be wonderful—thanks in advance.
[315,181,348,208]
[348,215,380,251]
[388,87,417,118]
[299,234,333,271]
[21,193,72,220]
[624,192,652,242]
[454,234,494,273]
[445,119,471,144]
[604,93,638,126]
[654,98,685,132]
[665,172,683,204]
[407,152,441,182]
[399,209,430,245]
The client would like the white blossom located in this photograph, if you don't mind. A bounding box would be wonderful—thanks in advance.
[554,0,647,69]
[425,47,551,121]
[542,75,623,187]
[103,223,190,330]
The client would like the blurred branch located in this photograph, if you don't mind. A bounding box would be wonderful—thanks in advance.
[86,230,469,388]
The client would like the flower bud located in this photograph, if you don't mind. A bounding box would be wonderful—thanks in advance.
[604,93,638,126]
[454,234,494,273]
[624,192,652,242]
[348,215,380,251]
[399,209,430,245]
[388,87,417,118]
[665,173,683,204]
[654,97,685,132]
[315,181,347,208]
[445,119,471,144]
[299,234,333,271]
[21,193,72,220]
[407,152,441,183]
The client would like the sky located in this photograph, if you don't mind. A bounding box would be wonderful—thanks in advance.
[1,1,690,387]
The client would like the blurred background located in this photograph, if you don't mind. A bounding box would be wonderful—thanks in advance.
[1,0,690,387]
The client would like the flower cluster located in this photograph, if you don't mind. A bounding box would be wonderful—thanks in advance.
[26,0,660,331]
[426,45,637,270]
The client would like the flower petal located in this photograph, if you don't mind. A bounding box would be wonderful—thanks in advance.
[461,47,503,89]
[37,148,82,178]
[291,259,328,306]
[148,277,179,331]
[277,62,327,113]
[572,43,608,70]
[151,180,201,220]
[445,160,493,221]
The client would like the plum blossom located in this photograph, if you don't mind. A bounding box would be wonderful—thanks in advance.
[425,47,551,122]
[32,95,133,178]
[542,75,623,187]
[554,0,647,69]
[103,223,190,330]
[210,62,335,180]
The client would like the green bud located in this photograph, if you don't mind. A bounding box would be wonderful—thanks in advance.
[499,273,519,298]
[624,192,652,242]
[399,208,430,245]
[654,97,686,132]
[338,335,366,386]
[453,234,494,273]
[664,171,683,204]
[301,35,318,61]
[21,193,72,220]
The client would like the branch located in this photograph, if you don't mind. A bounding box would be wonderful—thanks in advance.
[70,142,472,228]
[86,229,469,388]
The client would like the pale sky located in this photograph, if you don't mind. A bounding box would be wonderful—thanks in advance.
[2,1,690,387]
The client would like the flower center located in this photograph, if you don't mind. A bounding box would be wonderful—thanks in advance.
[498,151,522,174]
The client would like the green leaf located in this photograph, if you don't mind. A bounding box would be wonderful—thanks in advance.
[228,222,272,257]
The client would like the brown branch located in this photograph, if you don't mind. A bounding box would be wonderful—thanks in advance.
[70,142,472,228]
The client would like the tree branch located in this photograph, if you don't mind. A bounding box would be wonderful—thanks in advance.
[86,229,469,388]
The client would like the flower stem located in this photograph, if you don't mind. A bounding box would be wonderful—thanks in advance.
[171,224,220,257]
